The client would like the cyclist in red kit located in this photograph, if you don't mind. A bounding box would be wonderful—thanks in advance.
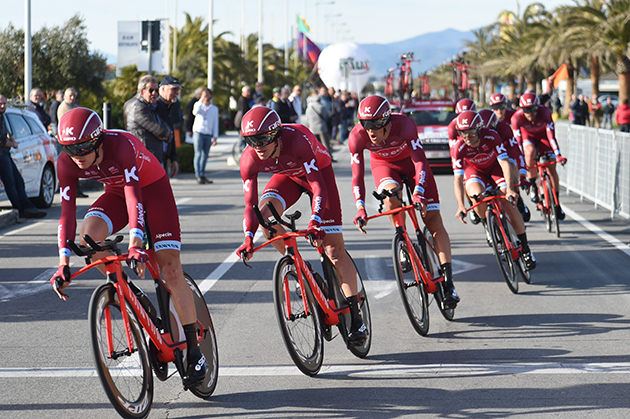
[511,92,567,219]
[49,107,207,386]
[236,107,367,345]
[349,95,460,307]
[447,98,477,148]
[452,110,536,269]
[477,109,530,222]
[489,93,515,123]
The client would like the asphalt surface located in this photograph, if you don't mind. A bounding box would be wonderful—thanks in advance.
[1,132,630,419]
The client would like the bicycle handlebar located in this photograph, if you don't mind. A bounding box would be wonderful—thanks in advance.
[66,234,124,258]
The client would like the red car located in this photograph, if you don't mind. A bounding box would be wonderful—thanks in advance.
[400,100,457,171]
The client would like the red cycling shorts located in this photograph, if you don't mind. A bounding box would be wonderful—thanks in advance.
[260,165,343,234]
[84,175,182,251]
[370,157,440,211]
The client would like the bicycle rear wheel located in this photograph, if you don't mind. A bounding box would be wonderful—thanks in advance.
[546,177,561,238]
[422,227,455,321]
[232,139,247,164]
[340,252,372,358]
[488,211,519,294]
[273,256,324,376]
[393,233,430,336]
[89,283,153,419]
[183,273,219,399]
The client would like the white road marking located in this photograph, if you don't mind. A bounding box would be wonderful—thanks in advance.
[563,206,630,257]
[2,362,629,378]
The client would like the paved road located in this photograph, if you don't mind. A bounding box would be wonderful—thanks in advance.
[1,134,630,418]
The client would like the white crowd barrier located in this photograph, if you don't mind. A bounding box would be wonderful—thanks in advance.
[556,122,630,220]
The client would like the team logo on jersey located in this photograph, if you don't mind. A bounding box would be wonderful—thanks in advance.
[60,186,70,201]
[243,120,255,134]
[124,166,139,183]
[454,159,463,169]
[313,196,322,213]
[410,138,422,150]
[496,143,507,154]
[243,179,251,192]
[351,153,360,164]
[303,158,318,174]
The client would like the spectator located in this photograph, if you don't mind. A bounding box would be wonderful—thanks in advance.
[339,91,353,144]
[48,90,63,136]
[252,81,265,106]
[192,88,219,184]
[57,88,78,122]
[272,87,298,123]
[305,92,334,161]
[57,87,86,197]
[579,94,590,126]
[269,87,281,108]
[123,75,154,130]
[0,94,46,218]
[569,94,585,125]
[602,97,615,130]
[330,90,343,142]
[127,75,173,164]
[615,99,630,132]
[183,87,203,143]
[28,88,51,130]
[588,94,602,129]
[234,85,252,137]
[288,84,303,123]
[156,75,183,178]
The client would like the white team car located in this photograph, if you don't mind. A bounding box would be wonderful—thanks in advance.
[1,105,58,208]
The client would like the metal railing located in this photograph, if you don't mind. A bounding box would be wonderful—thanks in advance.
[555,122,630,220]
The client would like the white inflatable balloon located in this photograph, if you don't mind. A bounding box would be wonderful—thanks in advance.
[317,43,371,94]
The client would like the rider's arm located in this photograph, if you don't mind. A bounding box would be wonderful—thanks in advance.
[348,126,367,211]
[118,142,147,248]
[544,111,562,156]
[56,153,79,265]
[452,146,468,220]
[240,158,260,239]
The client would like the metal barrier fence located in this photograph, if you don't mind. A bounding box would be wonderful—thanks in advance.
[555,122,630,220]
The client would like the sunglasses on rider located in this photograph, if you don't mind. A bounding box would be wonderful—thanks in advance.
[522,106,539,113]
[490,103,507,110]
[457,128,479,137]
[244,130,280,148]
[61,137,100,157]
[360,116,389,131]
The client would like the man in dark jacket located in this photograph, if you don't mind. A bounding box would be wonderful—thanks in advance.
[156,75,183,177]
[272,87,298,123]
[127,76,173,163]
[28,88,51,130]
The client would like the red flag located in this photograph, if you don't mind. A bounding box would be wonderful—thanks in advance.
[298,32,321,66]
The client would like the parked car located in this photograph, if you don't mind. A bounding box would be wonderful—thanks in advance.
[598,94,619,107]
[400,100,457,171]
[1,105,58,208]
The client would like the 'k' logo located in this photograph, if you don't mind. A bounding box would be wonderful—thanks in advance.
[60,186,70,201]
[124,166,139,183]
[243,179,251,192]
[411,138,422,150]
[304,158,318,174]
[351,153,360,164]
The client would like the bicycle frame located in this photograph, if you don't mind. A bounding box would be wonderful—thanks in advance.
[467,194,522,261]
[250,231,349,326]
[365,204,442,294]
[69,247,203,366]
[532,158,560,214]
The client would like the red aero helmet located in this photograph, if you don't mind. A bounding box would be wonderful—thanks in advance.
[58,107,103,146]
[241,107,281,137]
[478,109,499,129]
[489,93,507,106]
[358,95,391,121]
[455,98,477,114]
[456,110,483,131]
[520,92,540,108]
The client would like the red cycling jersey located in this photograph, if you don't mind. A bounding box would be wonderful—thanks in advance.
[348,113,438,209]
[57,130,173,257]
[452,128,510,187]
[447,118,459,148]
[493,120,527,177]
[511,105,561,156]
[499,108,515,123]
[239,124,338,235]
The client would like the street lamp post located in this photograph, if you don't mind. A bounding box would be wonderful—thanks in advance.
[208,0,214,90]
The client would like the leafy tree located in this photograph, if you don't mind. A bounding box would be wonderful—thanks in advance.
[0,24,25,99]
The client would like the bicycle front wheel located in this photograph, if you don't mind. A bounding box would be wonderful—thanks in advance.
[183,273,219,399]
[89,283,153,419]
[547,177,561,238]
[488,211,518,294]
[393,233,430,336]
[273,256,324,376]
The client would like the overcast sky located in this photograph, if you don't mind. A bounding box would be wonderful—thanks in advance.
[1,0,569,60]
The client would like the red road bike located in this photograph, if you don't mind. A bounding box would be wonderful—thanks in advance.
[531,153,562,238]
[242,203,372,376]
[66,234,218,419]
[358,183,454,337]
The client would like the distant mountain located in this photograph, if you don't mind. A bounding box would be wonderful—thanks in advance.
[359,29,475,80]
